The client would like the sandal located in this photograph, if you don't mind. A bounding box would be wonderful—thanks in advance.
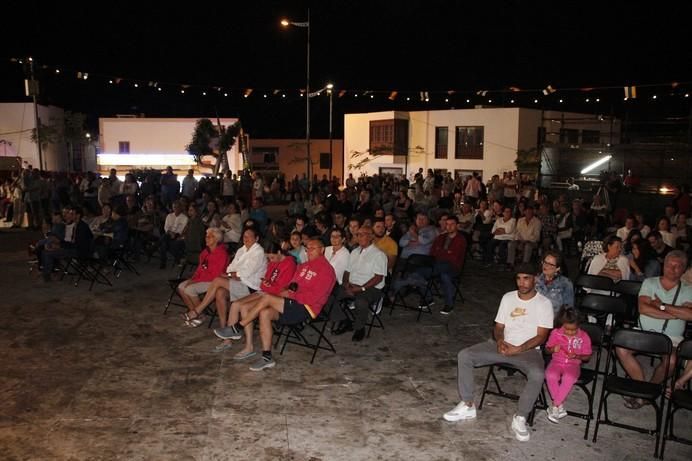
[623,397,650,409]
[185,316,205,327]
[183,310,201,322]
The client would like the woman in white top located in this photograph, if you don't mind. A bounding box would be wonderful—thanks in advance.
[588,235,630,282]
[185,227,267,326]
[325,228,350,285]
[220,202,242,243]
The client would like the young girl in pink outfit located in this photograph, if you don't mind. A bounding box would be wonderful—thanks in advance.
[545,307,593,423]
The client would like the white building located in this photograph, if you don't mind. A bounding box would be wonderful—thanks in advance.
[98,117,240,175]
[0,102,70,171]
[343,107,620,181]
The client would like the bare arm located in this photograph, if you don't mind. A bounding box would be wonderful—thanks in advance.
[639,294,677,320]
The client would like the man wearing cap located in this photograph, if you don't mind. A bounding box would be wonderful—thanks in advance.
[442,262,554,442]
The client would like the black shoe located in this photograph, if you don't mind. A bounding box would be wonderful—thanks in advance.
[352,328,366,342]
[440,305,454,315]
[332,320,354,336]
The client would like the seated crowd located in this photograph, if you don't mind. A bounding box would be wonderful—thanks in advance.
[10,164,692,445]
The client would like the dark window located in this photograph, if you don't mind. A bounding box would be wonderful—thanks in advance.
[319,153,331,169]
[454,126,484,159]
[369,119,409,155]
[537,127,546,146]
[250,147,279,171]
[435,127,448,159]
[582,130,600,144]
[118,141,130,154]
[559,129,579,144]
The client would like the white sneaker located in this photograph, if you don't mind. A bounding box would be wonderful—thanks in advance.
[546,405,560,424]
[511,414,530,441]
[443,401,477,421]
[556,404,568,419]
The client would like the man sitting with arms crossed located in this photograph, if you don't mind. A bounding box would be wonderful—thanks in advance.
[616,250,692,409]
[238,238,336,371]
[443,263,553,442]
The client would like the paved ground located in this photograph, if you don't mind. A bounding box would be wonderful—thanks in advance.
[1,225,690,460]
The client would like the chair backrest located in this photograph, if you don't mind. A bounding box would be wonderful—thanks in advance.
[576,274,614,293]
[579,293,628,316]
[580,322,605,348]
[677,339,692,361]
[612,280,642,297]
[611,329,672,356]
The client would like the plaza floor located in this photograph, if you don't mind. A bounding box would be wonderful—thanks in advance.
[0,227,690,461]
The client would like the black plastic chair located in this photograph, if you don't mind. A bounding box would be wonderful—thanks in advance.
[612,279,643,327]
[562,322,605,439]
[660,339,692,459]
[478,363,547,426]
[578,294,628,351]
[592,329,672,458]
[390,253,437,321]
[575,273,615,295]
[273,293,337,364]
[162,257,198,314]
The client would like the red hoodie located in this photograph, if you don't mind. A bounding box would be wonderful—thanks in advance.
[287,255,336,318]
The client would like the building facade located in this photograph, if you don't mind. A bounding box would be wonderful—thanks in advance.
[98,117,240,176]
[343,107,621,182]
[0,102,72,171]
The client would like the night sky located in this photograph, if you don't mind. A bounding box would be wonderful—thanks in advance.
[2,0,691,138]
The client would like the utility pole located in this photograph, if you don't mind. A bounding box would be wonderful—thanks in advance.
[26,57,44,170]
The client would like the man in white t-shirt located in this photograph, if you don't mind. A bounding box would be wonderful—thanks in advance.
[331,225,388,342]
[442,263,554,442]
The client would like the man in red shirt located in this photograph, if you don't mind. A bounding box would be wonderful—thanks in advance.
[238,238,336,371]
[430,216,467,314]
[391,216,466,315]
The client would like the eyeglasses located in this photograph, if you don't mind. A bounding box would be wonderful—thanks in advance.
[542,260,558,267]
[306,246,322,251]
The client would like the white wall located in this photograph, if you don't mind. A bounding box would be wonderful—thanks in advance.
[344,108,523,181]
[99,117,240,172]
[343,107,623,182]
[0,103,68,171]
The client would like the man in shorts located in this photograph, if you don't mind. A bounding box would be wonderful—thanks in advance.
[238,238,336,371]
[616,250,692,409]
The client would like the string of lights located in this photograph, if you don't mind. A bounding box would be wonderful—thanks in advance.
[9,57,691,105]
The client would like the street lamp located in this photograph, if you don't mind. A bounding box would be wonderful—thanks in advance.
[326,83,334,181]
[281,9,311,179]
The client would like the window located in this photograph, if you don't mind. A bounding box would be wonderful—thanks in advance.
[582,130,600,144]
[319,153,331,169]
[559,129,579,144]
[454,126,484,159]
[537,127,547,146]
[369,119,409,155]
[118,141,130,154]
[435,127,448,159]
[250,147,279,171]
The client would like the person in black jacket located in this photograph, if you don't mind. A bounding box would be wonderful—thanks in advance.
[41,206,93,281]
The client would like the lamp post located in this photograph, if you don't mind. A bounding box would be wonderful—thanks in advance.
[326,83,334,181]
[281,9,311,179]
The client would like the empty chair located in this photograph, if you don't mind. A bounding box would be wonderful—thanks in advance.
[576,273,615,295]
[612,279,643,326]
[592,329,672,458]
